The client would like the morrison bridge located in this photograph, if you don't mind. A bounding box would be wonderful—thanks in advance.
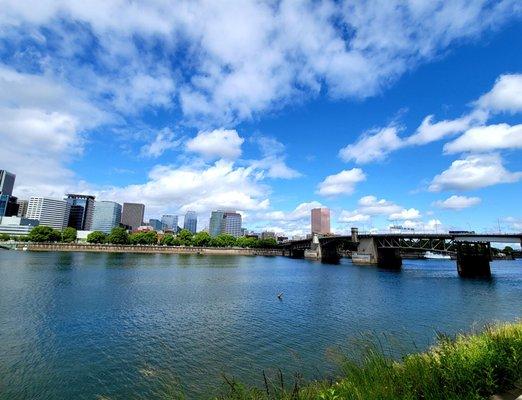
[280,228,522,278]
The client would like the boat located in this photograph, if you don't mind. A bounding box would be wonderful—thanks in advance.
[424,251,450,260]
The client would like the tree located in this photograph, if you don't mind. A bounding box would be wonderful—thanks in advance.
[87,231,107,244]
[61,227,77,243]
[0,233,10,241]
[28,226,62,242]
[177,229,193,245]
[160,234,175,246]
[108,227,129,245]
[258,238,278,248]
[211,234,237,247]
[503,246,514,254]
[236,236,257,248]
[130,231,158,245]
[192,231,212,247]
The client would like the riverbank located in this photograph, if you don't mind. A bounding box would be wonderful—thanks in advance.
[218,321,522,400]
[11,242,284,256]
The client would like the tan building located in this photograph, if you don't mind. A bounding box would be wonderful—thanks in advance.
[311,207,330,235]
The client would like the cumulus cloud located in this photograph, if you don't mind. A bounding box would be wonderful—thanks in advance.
[339,126,403,164]
[250,136,301,179]
[316,169,366,196]
[389,208,421,220]
[444,123,522,153]
[433,195,481,210]
[429,154,522,192]
[476,74,522,113]
[338,210,370,223]
[97,160,270,218]
[140,128,181,158]
[185,129,244,160]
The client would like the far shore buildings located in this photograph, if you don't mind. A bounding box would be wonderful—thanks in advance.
[183,211,197,233]
[0,170,19,218]
[91,201,122,233]
[161,214,178,231]
[209,210,242,237]
[0,216,39,236]
[121,202,145,231]
[26,197,70,230]
[311,207,330,235]
[65,194,95,231]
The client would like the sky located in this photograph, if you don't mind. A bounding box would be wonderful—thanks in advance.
[1,0,521,236]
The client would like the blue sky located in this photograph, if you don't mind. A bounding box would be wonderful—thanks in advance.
[1,1,521,236]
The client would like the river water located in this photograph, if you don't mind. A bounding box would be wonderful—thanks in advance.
[0,251,521,399]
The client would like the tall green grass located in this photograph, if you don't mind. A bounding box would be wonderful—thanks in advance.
[215,321,522,400]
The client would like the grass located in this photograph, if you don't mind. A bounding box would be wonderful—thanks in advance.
[214,321,522,400]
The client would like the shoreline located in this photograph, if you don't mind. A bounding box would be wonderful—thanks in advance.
[11,242,284,257]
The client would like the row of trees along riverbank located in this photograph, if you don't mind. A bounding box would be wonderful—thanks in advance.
[0,226,279,248]
[217,321,522,400]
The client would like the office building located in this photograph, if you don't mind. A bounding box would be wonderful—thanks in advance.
[0,216,39,236]
[183,211,197,233]
[209,211,225,237]
[311,207,330,235]
[65,194,95,230]
[0,194,19,217]
[91,201,122,234]
[223,212,242,237]
[16,199,28,217]
[261,231,276,240]
[0,170,15,196]
[149,219,164,231]
[121,203,145,231]
[27,197,70,230]
[161,214,178,231]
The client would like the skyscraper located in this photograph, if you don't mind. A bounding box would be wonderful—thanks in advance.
[209,210,242,237]
[0,170,15,196]
[16,199,28,217]
[27,197,70,230]
[149,219,164,231]
[209,211,225,237]
[311,207,330,235]
[161,214,178,231]
[65,194,95,230]
[91,201,122,234]
[223,211,242,237]
[183,211,197,233]
[121,202,145,231]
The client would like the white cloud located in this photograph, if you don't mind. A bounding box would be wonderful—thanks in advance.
[339,126,403,164]
[339,210,370,223]
[317,169,366,196]
[250,136,301,179]
[389,208,421,220]
[444,123,522,154]
[185,129,244,160]
[140,128,180,158]
[429,154,522,192]
[405,112,486,146]
[97,160,270,218]
[477,74,522,113]
[433,195,481,210]
[357,195,402,215]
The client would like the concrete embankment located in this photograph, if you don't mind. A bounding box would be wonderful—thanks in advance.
[15,243,284,257]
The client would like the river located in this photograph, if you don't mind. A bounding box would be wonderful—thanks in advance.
[0,251,521,399]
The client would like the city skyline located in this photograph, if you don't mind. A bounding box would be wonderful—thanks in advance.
[0,3,521,237]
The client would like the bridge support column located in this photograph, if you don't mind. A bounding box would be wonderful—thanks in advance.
[377,248,402,270]
[456,242,491,278]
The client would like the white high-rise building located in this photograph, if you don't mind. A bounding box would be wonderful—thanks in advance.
[183,211,197,233]
[26,197,70,230]
[223,211,242,237]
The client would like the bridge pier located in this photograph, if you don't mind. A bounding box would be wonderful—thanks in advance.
[456,242,491,278]
[377,248,402,269]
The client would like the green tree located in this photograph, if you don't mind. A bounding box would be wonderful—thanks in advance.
[503,246,514,254]
[258,238,278,248]
[0,233,10,241]
[108,227,129,245]
[177,229,193,245]
[28,226,62,242]
[61,227,77,243]
[192,231,212,247]
[87,231,107,244]
[236,236,257,248]
[160,234,175,246]
[130,231,158,245]
[211,233,237,247]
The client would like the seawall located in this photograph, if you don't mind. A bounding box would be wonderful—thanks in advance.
[14,243,284,257]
